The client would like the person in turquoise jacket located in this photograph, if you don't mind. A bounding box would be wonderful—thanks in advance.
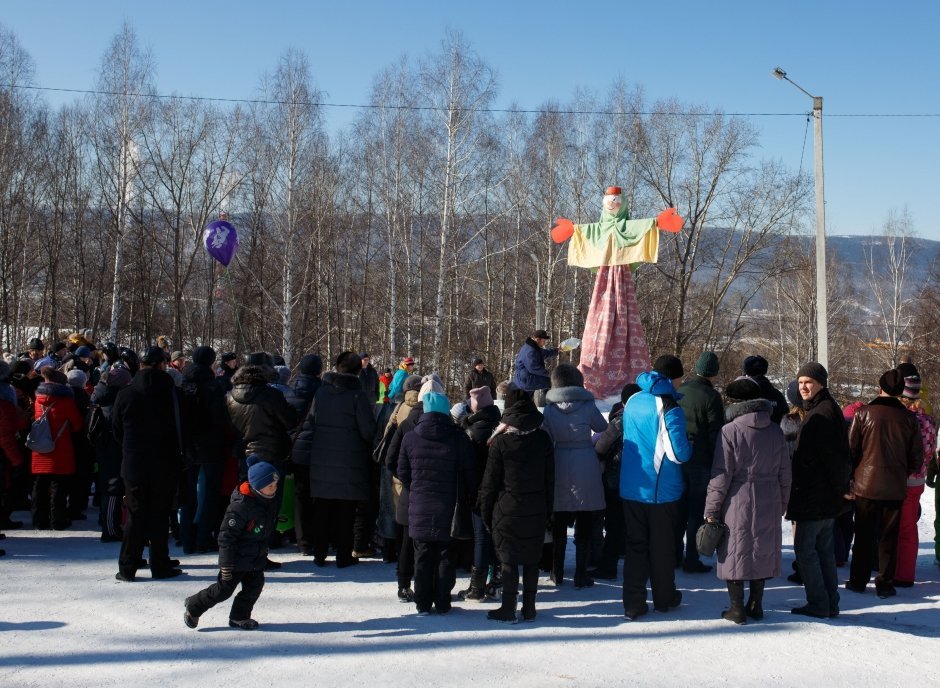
[620,355,692,620]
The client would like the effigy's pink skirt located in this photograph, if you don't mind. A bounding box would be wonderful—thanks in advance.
[578,265,651,399]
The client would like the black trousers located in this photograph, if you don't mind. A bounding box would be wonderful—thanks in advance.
[32,474,70,529]
[412,539,457,613]
[677,464,710,564]
[119,477,176,574]
[396,524,415,589]
[600,485,625,568]
[293,464,315,553]
[311,498,356,564]
[353,461,380,552]
[850,496,902,593]
[552,510,595,572]
[622,499,679,611]
[186,570,265,621]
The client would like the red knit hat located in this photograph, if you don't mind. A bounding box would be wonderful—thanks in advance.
[605,186,622,195]
[402,357,415,365]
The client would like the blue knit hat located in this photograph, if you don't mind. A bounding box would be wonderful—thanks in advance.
[422,391,451,415]
[246,454,279,493]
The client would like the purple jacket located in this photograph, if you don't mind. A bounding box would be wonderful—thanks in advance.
[705,399,791,581]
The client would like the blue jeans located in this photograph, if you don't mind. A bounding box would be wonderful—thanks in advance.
[471,511,493,571]
[794,518,840,615]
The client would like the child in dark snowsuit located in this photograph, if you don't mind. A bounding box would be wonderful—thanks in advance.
[183,455,279,630]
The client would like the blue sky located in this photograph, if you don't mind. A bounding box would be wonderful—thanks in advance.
[4,1,939,239]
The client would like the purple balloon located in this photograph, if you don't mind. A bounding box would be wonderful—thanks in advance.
[204,220,238,267]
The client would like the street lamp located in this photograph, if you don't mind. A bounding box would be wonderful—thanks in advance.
[773,66,828,369]
[529,252,543,330]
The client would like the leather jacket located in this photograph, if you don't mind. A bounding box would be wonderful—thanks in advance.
[848,396,922,501]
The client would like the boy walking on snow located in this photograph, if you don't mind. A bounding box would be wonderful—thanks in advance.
[184,455,280,630]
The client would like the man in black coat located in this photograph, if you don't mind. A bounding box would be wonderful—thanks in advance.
[178,346,230,553]
[786,361,852,619]
[463,358,497,399]
[112,346,184,581]
[291,352,376,567]
[358,353,380,412]
[289,353,322,556]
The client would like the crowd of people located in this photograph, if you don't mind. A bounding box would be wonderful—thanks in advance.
[0,329,937,629]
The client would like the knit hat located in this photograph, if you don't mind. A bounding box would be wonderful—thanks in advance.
[797,361,828,387]
[0,360,10,382]
[104,367,132,388]
[359,352,370,359]
[140,346,166,366]
[469,386,494,412]
[418,374,445,401]
[192,345,216,366]
[246,454,280,494]
[66,369,87,389]
[422,391,451,415]
[472,357,484,366]
[896,362,918,380]
[27,337,43,351]
[403,374,423,393]
[653,355,684,380]
[52,342,67,354]
[298,354,322,376]
[621,383,641,404]
[41,367,67,385]
[275,365,291,385]
[878,369,905,397]
[271,355,286,367]
[11,360,31,379]
[75,346,93,359]
[694,351,720,378]
[785,380,801,407]
[170,351,185,363]
[220,351,238,363]
[902,374,922,400]
[742,355,769,377]
[402,356,415,366]
[504,382,529,408]
[725,376,761,402]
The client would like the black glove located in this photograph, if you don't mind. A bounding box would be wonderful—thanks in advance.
[927,460,938,489]
[220,567,233,582]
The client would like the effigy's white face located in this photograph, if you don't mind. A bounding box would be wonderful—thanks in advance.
[603,194,622,214]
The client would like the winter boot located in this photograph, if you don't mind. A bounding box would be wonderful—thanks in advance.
[573,542,594,589]
[746,579,765,620]
[229,618,260,630]
[521,592,537,622]
[487,565,518,624]
[550,542,566,586]
[458,566,487,601]
[485,563,503,598]
[722,580,747,625]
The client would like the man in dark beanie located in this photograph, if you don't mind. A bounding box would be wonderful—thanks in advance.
[619,354,692,620]
[677,351,725,573]
[845,369,922,599]
[512,329,559,395]
[178,345,230,554]
[217,352,239,392]
[786,361,851,618]
[289,353,323,555]
[742,355,788,424]
[112,346,184,581]
[291,351,376,567]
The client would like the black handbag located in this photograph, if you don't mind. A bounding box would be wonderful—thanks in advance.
[695,520,729,557]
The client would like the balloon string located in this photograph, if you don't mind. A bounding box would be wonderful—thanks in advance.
[223,266,249,353]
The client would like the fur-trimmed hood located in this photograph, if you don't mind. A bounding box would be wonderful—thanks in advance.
[545,385,595,412]
[323,371,363,391]
[725,398,774,423]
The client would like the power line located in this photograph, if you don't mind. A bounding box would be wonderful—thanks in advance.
[3,83,940,118]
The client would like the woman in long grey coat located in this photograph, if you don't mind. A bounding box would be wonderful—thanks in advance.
[541,364,608,589]
[705,377,791,624]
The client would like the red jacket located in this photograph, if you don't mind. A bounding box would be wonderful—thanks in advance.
[31,383,84,475]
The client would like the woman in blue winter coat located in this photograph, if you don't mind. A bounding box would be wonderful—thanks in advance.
[398,391,477,615]
[541,364,608,588]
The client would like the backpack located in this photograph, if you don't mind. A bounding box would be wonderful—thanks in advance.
[26,402,69,454]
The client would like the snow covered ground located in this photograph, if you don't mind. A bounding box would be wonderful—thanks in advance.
[2,497,938,688]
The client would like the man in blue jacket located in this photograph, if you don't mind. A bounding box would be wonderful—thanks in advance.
[512,330,559,394]
[620,355,692,620]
